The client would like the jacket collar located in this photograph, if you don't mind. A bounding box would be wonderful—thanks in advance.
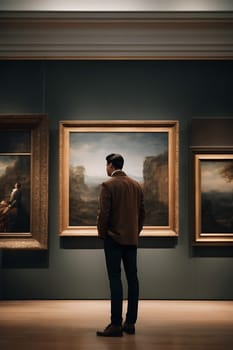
[111,170,126,177]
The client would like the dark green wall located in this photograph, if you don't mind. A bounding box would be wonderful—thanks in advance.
[0,60,233,300]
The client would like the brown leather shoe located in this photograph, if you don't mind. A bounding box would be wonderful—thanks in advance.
[96,324,123,337]
[122,322,135,334]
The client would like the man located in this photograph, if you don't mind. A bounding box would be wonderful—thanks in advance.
[96,153,145,337]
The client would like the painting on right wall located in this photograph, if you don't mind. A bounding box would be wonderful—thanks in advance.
[193,152,233,245]
[191,118,233,245]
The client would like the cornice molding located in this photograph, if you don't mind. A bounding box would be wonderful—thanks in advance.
[0,11,233,59]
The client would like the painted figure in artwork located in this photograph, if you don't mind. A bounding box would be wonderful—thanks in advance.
[0,182,25,232]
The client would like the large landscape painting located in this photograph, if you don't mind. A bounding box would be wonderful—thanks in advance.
[59,120,179,237]
[69,132,168,227]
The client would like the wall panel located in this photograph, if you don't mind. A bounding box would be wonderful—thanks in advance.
[0,60,233,299]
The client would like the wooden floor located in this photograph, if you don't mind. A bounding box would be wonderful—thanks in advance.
[0,300,232,350]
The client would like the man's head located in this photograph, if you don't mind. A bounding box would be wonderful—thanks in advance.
[106,153,124,176]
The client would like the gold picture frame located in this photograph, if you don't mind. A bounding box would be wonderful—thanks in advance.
[59,120,179,237]
[193,152,233,245]
[0,115,49,249]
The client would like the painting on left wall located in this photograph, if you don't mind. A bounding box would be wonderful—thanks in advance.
[0,115,49,249]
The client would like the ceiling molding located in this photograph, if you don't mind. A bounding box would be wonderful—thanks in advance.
[0,11,233,59]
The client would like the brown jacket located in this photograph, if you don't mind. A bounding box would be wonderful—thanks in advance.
[97,171,145,245]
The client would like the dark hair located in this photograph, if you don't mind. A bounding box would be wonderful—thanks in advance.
[106,153,124,169]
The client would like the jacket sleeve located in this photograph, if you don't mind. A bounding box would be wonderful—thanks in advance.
[97,183,111,239]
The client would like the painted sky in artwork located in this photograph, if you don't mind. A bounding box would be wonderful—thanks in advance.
[201,160,233,193]
[0,156,17,176]
[69,132,168,181]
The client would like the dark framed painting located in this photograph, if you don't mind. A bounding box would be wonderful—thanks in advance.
[193,152,233,245]
[0,115,49,249]
[59,120,179,237]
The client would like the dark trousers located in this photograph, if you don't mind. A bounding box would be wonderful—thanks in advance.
[104,235,139,326]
